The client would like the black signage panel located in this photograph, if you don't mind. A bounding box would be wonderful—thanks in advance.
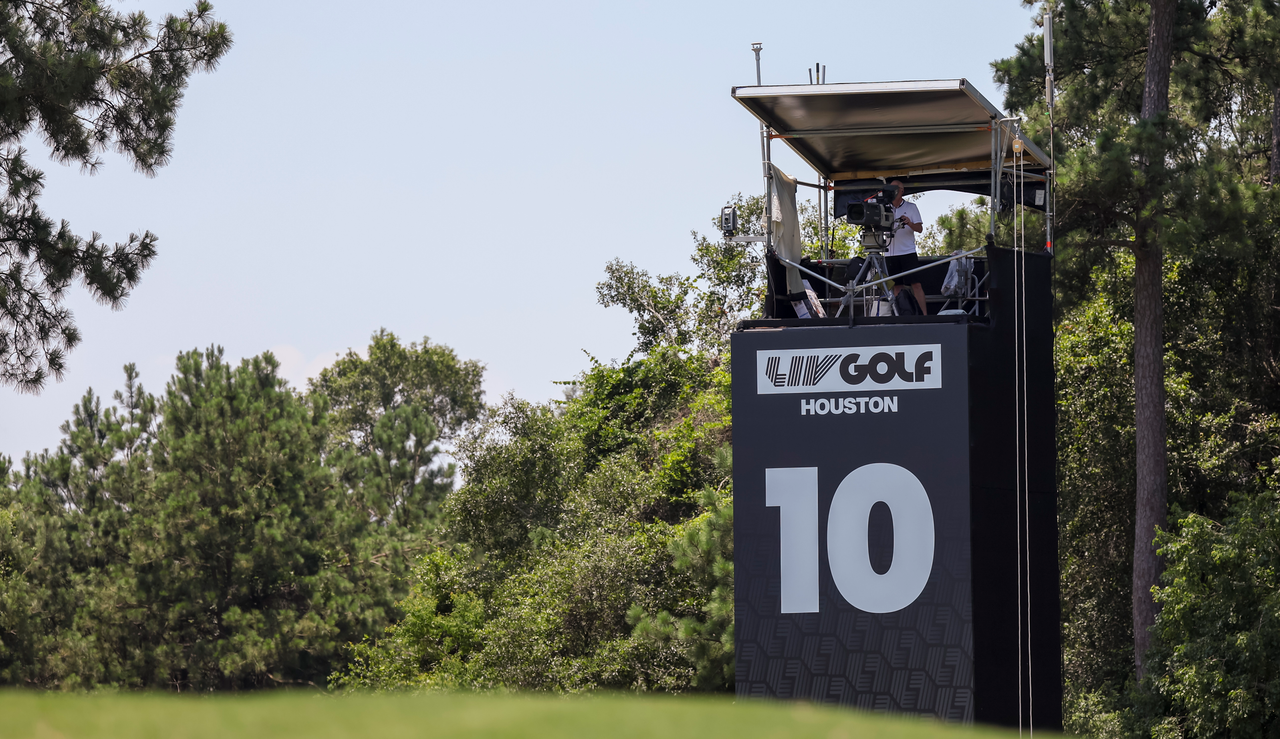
[732,251,1062,727]
[733,323,974,720]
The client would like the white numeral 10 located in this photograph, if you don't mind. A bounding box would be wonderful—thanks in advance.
[766,463,935,614]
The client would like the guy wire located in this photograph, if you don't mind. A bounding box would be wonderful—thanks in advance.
[1019,136,1035,736]
[1012,120,1024,738]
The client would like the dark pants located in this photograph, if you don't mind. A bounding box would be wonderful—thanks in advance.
[884,252,921,284]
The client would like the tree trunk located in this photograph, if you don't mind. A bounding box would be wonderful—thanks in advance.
[1271,86,1280,186]
[1131,0,1176,680]
[1142,0,1176,121]
[1131,235,1167,679]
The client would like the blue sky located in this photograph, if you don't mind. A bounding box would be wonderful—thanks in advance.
[0,0,1045,460]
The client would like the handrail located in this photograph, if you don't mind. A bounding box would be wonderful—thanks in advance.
[773,255,850,292]
[774,246,985,294]
[851,246,985,291]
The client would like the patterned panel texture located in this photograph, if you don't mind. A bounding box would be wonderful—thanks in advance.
[732,324,974,721]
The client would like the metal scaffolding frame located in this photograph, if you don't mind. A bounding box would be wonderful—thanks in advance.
[732,71,1053,320]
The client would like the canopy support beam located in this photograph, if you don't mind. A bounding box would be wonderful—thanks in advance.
[772,123,992,139]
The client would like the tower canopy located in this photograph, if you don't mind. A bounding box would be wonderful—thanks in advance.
[732,79,1048,195]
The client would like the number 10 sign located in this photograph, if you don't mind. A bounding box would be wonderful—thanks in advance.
[767,464,935,614]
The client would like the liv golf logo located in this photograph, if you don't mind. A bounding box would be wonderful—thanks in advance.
[756,344,942,394]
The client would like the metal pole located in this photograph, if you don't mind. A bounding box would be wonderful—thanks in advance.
[848,246,986,291]
[821,177,829,261]
[1002,169,1047,181]
[1044,8,1055,108]
[988,117,1019,243]
[990,117,998,238]
[765,132,773,252]
[1044,8,1055,253]
[774,255,848,292]
[1045,157,1054,252]
[776,246,984,293]
[753,43,772,254]
[754,44,767,187]
[775,123,993,138]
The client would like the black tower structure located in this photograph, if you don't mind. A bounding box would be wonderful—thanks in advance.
[731,248,1061,728]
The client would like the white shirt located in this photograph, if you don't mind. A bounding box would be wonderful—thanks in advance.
[887,200,922,256]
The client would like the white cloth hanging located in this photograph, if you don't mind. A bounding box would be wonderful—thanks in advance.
[769,164,805,295]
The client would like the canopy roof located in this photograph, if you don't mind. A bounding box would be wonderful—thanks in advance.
[731,79,1048,189]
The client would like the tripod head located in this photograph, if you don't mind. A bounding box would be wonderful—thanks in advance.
[860,227,891,252]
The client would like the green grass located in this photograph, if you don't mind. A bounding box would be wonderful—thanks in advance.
[0,691,1027,739]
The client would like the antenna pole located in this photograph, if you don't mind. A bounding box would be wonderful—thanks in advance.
[1044,7,1055,253]
[1043,8,1055,111]
[753,43,772,256]
[990,117,999,238]
[753,43,766,182]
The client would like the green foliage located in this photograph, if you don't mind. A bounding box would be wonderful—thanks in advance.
[597,193,851,355]
[989,2,1280,732]
[331,547,486,691]
[0,364,161,687]
[0,331,476,689]
[629,486,734,691]
[311,329,485,449]
[350,403,453,528]
[1144,480,1280,739]
[0,1,232,390]
[1051,198,1280,732]
[1129,193,1280,734]
[334,349,735,693]
[560,348,721,475]
[916,196,1049,260]
[596,262,702,355]
[993,0,1262,289]
[311,330,477,601]
[445,398,585,560]
[1055,257,1140,717]
[134,348,365,689]
[917,198,990,256]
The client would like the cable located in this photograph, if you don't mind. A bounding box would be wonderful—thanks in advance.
[1019,135,1035,737]
[1049,97,1057,256]
[1013,125,1024,739]
[1005,123,1040,735]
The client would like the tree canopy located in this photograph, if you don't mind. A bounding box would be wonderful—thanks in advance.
[332,348,734,693]
[0,0,231,391]
[0,331,478,689]
[995,0,1280,734]
[6,5,1280,731]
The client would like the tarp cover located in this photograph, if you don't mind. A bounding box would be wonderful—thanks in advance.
[769,164,804,294]
[732,79,1049,182]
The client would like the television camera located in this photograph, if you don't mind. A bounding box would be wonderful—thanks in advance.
[845,184,905,250]
[720,205,738,239]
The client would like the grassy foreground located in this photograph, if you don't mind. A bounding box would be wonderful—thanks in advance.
[0,691,1028,739]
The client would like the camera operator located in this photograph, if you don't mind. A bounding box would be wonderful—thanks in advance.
[884,179,927,315]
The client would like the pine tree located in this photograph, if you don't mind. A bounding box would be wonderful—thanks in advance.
[0,1,231,391]
[310,329,485,452]
[0,351,415,688]
[996,0,1280,686]
[1131,0,1176,681]
[136,348,369,689]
